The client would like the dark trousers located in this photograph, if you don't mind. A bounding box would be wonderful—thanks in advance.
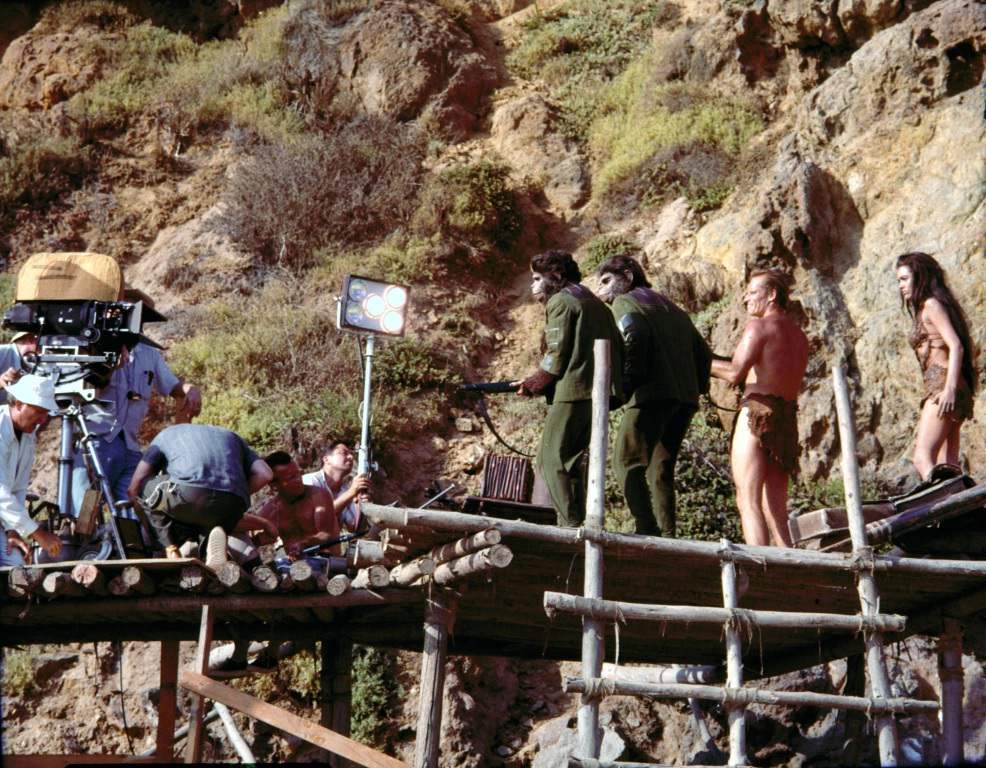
[142,474,246,549]
[537,400,592,527]
[614,400,696,537]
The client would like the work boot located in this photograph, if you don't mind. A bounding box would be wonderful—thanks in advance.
[205,527,228,571]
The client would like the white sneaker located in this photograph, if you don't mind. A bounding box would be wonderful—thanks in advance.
[205,527,228,571]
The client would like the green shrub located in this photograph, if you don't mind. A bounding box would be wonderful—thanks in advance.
[506,0,675,139]
[316,235,442,288]
[1,649,35,697]
[352,646,402,748]
[581,235,639,275]
[36,0,136,33]
[224,118,426,267]
[0,133,92,224]
[413,160,522,253]
[591,66,763,210]
[375,339,451,391]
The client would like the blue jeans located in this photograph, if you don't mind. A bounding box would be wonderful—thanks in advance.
[71,434,142,520]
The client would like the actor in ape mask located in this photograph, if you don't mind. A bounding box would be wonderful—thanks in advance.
[597,255,712,537]
[518,250,623,527]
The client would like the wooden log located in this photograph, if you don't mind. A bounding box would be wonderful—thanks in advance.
[216,562,252,594]
[563,677,940,715]
[542,592,906,633]
[256,544,277,565]
[382,542,411,561]
[348,539,387,568]
[578,338,611,763]
[122,565,155,595]
[427,529,502,565]
[8,565,45,597]
[156,640,180,760]
[251,565,279,593]
[70,563,108,595]
[290,560,320,592]
[389,557,436,587]
[42,571,84,598]
[833,364,900,767]
[721,553,746,767]
[940,618,964,766]
[867,483,986,544]
[215,701,257,763]
[327,574,351,596]
[180,671,407,768]
[600,663,719,685]
[415,591,456,768]
[278,571,296,592]
[431,545,513,586]
[185,605,215,762]
[179,565,211,594]
[352,565,390,590]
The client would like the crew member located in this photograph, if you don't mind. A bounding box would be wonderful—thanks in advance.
[303,440,370,532]
[127,423,276,567]
[596,255,712,537]
[71,295,202,521]
[0,332,38,388]
[0,375,62,565]
[518,250,623,527]
[711,269,808,547]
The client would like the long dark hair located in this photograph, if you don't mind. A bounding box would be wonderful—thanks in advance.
[597,255,651,288]
[896,252,977,394]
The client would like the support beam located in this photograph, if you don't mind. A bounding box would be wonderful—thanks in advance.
[578,339,611,763]
[322,633,355,768]
[180,671,406,768]
[543,592,906,633]
[156,640,180,762]
[833,365,900,767]
[939,618,964,766]
[414,591,456,768]
[185,605,215,763]
[563,677,939,714]
[721,553,746,767]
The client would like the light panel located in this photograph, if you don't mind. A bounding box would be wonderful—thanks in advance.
[337,274,410,337]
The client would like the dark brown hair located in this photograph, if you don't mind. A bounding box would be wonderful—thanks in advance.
[531,250,581,284]
[596,255,651,289]
[896,252,976,394]
[749,268,794,309]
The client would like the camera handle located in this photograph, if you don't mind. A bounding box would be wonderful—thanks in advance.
[57,403,129,561]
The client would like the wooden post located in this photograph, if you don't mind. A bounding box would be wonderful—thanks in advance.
[577,339,611,761]
[720,549,747,766]
[185,605,215,763]
[156,640,179,762]
[833,364,900,766]
[414,590,456,768]
[939,617,964,766]
[321,634,355,768]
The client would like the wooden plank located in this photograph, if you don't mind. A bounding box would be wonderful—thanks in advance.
[179,670,407,768]
[0,557,206,573]
[156,640,180,761]
[414,592,455,768]
[1,757,155,767]
[185,605,215,763]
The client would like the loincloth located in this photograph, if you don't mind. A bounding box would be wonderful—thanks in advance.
[921,364,974,422]
[741,393,799,475]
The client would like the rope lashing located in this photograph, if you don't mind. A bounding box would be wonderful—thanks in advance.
[581,677,617,702]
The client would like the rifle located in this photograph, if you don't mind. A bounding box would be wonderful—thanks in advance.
[460,380,518,394]
[459,381,533,458]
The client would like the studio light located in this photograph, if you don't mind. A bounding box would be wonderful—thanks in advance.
[337,275,409,337]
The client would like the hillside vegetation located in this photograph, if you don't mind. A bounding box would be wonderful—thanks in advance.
[1,0,984,764]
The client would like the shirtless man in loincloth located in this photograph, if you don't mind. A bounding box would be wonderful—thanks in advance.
[711,269,808,547]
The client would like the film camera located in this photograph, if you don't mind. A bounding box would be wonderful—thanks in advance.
[3,252,162,402]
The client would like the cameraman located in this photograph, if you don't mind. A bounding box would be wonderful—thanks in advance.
[70,337,201,521]
[1,374,62,565]
[0,332,38,389]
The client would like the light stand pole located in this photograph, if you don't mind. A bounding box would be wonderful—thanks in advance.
[357,334,375,478]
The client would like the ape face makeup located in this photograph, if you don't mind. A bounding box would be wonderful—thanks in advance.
[531,270,565,303]
[597,270,632,304]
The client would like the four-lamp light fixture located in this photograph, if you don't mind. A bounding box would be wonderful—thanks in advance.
[336,275,409,337]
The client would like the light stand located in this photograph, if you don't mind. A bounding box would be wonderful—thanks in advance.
[357,334,375,478]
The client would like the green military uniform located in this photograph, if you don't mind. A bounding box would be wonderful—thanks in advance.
[537,284,623,527]
[611,288,712,536]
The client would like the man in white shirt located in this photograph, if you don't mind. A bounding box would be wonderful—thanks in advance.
[1,374,63,566]
[302,441,370,532]
[0,332,38,388]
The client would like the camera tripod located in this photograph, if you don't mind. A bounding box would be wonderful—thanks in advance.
[54,399,133,561]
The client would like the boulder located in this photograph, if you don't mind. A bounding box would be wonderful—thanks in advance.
[836,0,902,45]
[490,93,589,216]
[284,0,496,139]
[768,0,845,48]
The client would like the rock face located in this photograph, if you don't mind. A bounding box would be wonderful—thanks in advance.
[700,0,986,480]
[284,0,497,139]
[490,93,590,217]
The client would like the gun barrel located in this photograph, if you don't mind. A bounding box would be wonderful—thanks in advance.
[461,381,516,394]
